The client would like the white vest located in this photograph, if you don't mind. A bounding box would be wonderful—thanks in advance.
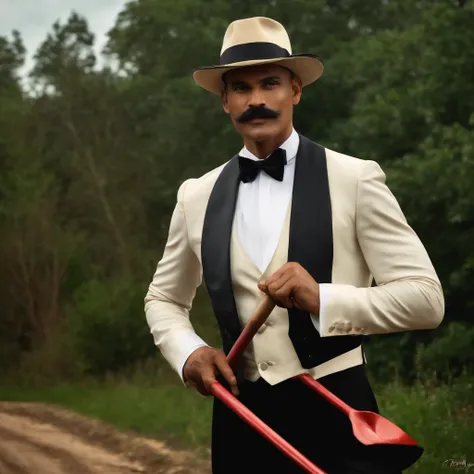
[230,198,364,384]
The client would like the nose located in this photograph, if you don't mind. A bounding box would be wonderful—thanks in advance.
[248,88,266,108]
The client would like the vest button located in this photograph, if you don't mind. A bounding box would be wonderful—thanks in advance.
[259,362,268,371]
[257,324,267,334]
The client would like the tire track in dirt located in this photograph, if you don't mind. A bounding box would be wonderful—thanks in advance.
[0,423,97,474]
[0,402,210,474]
[0,435,80,474]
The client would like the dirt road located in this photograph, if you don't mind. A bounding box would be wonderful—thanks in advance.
[0,402,210,474]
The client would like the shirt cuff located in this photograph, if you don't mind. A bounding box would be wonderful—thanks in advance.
[177,333,209,385]
[310,286,327,333]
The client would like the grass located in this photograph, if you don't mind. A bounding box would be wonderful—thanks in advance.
[371,373,474,473]
[0,367,213,450]
[0,366,473,473]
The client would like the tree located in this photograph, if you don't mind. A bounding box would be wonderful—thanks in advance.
[1,0,473,379]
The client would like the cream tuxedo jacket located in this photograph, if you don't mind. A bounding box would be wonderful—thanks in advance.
[145,143,444,385]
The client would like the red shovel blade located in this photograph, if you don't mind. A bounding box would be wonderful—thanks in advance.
[222,296,423,472]
[348,411,424,471]
[349,410,418,446]
[298,374,424,471]
[298,373,419,446]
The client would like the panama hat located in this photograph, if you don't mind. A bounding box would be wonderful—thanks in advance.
[193,16,324,95]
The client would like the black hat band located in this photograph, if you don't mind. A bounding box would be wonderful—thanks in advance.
[220,42,290,65]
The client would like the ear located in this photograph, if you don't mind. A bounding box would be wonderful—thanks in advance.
[292,76,303,106]
[221,90,230,114]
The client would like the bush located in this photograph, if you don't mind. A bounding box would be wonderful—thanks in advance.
[69,278,156,374]
[13,328,82,385]
[414,321,474,381]
[364,332,419,383]
[365,322,474,384]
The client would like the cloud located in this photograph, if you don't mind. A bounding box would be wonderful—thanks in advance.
[0,0,127,74]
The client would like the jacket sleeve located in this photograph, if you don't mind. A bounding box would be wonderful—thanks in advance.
[144,179,208,379]
[318,160,444,337]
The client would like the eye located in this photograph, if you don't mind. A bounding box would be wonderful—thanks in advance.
[263,80,279,88]
[232,84,249,92]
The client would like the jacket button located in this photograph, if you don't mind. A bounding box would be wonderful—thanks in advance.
[257,324,267,334]
[259,362,268,371]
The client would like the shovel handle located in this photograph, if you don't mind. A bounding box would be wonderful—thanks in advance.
[227,295,276,370]
[210,380,326,474]
[297,373,352,416]
[218,295,327,474]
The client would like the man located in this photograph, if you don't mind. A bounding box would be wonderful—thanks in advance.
[145,16,444,474]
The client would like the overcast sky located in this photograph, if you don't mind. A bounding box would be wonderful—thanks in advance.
[0,0,128,75]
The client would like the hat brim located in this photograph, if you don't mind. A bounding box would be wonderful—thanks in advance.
[193,54,323,95]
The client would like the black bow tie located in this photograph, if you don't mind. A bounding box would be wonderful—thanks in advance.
[238,148,287,183]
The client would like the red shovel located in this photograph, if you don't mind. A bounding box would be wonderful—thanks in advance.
[210,296,424,473]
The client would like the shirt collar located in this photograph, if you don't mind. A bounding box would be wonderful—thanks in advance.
[239,128,299,163]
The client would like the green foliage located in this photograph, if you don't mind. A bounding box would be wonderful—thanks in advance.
[69,278,155,374]
[325,2,474,159]
[0,30,25,90]
[0,368,473,473]
[372,373,474,473]
[389,121,474,321]
[365,333,416,382]
[415,322,474,380]
[0,0,473,390]
[366,321,474,385]
[30,12,96,89]
[13,327,81,384]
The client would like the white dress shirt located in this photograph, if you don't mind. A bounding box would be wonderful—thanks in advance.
[178,128,326,379]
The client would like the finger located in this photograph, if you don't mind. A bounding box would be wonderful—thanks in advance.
[262,262,292,288]
[274,278,299,308]
[190,380,209,397]
[200,366,217,396]
[214,353,240,396]
[267,271,293,295]
[187,374,211,397]
[267,272,294,307]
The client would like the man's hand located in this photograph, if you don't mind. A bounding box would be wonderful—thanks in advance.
[183,346,239,397]
[258,262,320,314]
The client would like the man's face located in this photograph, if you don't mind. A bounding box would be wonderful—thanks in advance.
[222,64,302,143]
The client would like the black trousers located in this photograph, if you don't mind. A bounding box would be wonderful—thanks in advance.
[212,365,404,474]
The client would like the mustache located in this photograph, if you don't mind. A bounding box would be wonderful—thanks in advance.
[236,106,280,123]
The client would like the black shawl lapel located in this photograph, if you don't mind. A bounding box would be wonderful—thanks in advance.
[201,156,242,355]
[288,135,361,369]
[287,135,333,368]
[289,135,334,284]
[201,136,363,374]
